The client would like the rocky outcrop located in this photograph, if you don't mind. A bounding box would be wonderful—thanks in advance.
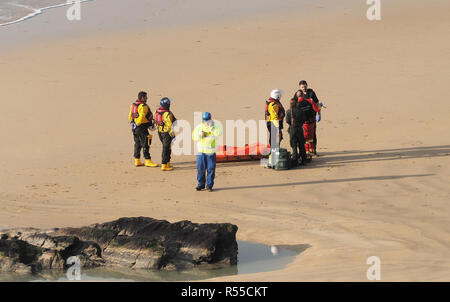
[0,217,238,273]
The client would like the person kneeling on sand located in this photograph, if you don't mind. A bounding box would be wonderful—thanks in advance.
[128,91,158,167]
[154,97,176,171]
[192,112,223,192]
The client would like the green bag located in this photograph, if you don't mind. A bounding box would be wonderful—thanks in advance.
[270,148,291,170]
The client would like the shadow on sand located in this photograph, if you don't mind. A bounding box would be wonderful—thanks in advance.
[171,145,447,188]
[175,145,450,170]
[213,145,448,191]
[216,174,434,191]
[313,145,450,168]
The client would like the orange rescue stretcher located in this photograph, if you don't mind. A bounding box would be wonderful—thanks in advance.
[216,143,271,163]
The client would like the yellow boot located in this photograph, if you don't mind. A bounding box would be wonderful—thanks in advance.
[161,164,174,171]
[145,159,158,167]
[166,162,174,169]
[135,158,144,167]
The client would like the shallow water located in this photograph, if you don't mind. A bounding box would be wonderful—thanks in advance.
[0,0,92,26]
[0,241,308,282]
[0,0,317,52]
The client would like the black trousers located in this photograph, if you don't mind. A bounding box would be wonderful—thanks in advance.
[289,127,307,163]
[158,132,172,164]
[133,127,150,159]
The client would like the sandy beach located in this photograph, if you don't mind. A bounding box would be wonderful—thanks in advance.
[0,0,449,281]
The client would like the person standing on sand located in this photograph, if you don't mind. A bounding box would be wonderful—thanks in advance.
[286,99,308,165]
[296,93,321,161]
[128,91,158,167]
[154,97,176,171]
[292,80,322,155]
[265,89,285,148]
[192,112,223,192]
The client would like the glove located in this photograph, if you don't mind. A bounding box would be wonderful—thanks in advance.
[131,122,137,131]
[316,114,321,122]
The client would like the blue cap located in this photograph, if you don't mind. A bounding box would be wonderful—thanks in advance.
[203,112,212,121]
[160,97,171,108]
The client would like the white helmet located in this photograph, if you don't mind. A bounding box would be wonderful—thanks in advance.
[270,89,282,100]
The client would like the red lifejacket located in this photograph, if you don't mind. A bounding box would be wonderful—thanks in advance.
[265,98,286,120]
[131,101,154,121]
[154,107,177,126]
[131,101,144,119]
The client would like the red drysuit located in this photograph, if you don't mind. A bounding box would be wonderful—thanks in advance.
[299,98,321,157]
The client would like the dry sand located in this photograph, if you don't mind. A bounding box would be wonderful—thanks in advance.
[0,0,449,281]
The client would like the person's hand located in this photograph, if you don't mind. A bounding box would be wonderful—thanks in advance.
[201,131,207,137]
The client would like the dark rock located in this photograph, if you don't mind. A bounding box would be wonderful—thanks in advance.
[0,217,238,273]
[0,238,40,273]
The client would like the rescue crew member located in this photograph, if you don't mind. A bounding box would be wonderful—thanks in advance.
[296,95,321,160]
[154,97,176,171]
[292,80,321,155]
[128,91,158,167]
[192,112,223,192]
[265,89,285,148]
[286,99,308,165]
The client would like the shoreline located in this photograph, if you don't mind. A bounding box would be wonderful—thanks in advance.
[0,0,94,27]
[0,0,320,53]
[0,0,440,54]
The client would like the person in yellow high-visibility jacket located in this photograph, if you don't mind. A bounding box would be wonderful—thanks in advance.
[155,97,176,171]
[265,89,285,148]
[128,91,158,167]
[192,112,222,192]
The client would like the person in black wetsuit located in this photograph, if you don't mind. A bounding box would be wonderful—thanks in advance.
[297,95,320,159]
[286,99,308,165]
[291,80,321,155]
